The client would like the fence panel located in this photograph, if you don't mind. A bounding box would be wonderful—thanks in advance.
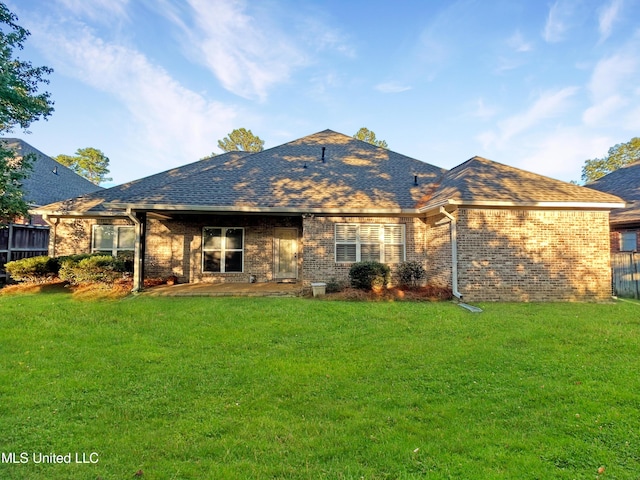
[0,224,50,281]
[611,252,640,299]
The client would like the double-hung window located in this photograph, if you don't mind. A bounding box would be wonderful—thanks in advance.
[92,225,135,256]
[335,224,405,263]
[203,227,244,273]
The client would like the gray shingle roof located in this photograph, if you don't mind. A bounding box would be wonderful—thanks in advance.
[422,156,623,207]
[33,130,624,217]
[2,138,102,206]
[587,160,640,225]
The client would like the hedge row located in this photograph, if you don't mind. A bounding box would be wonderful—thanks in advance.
[4,253,132,285]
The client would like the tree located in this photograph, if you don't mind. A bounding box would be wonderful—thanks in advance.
[55,148,112,185]
[0,2,54,225]
[581,137,640,183]
[353,127,388,148]
[217,128,265,153]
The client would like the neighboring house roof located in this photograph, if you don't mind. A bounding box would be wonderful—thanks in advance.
[421,156,623,210]
[2,138,103,206]
[32,129,625,217]
[587,160,640,226]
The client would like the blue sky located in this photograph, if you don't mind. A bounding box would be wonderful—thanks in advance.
[8,0,640,186]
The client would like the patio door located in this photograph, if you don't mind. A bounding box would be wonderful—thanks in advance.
[274,228,298,281]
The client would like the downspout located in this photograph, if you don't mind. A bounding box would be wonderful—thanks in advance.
[125,209,144,293]
[41,214,59,258]
[439,207,463,300]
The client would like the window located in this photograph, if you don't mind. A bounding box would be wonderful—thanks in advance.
[621,231,637,252]
[92,225,135,255]
[203,227,244,273]
[335,224,405,263]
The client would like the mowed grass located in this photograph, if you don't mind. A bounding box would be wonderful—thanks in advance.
[0,293,639,479]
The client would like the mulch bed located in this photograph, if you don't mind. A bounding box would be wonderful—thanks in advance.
[323,285,453,302]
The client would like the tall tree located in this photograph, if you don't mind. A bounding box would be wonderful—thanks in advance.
[582,137,640,183]
[55,147,112,185]
[217,128,265,152]
[0,2,54,225]
[353,127,388,148]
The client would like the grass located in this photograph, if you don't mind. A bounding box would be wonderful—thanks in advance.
[0,292,639,479]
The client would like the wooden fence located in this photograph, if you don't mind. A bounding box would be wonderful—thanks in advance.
[0,224,50,281]
[611,252,640,299]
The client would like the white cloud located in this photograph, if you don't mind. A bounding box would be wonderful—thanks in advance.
[507,31,533,52]
[543,0,577,43]
[471,98,497,120]
[584,51,638,126]
[56,0,129,21]
[518,128,613,181]
[598,0,623,43]
[480,87,579,148]
[150,0,352,101]
[375,82,412,94]
[29,21,238,174]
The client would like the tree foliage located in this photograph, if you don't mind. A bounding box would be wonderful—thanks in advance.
[217,128,265,153]
[55,147,112,185]
[0,2,54,226]
[353,127,388,148]
[582,137,640,183]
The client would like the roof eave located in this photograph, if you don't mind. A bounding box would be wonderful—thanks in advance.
[105,202,423,216]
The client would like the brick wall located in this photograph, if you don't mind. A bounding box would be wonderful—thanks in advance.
[301,215,429,286]
[456,208,612,302]
[50,218,134,256]
[424,213,453,288]
[609,228,640,253]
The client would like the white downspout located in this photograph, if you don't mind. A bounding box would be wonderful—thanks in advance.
[125,209,144,293]
[439,206,463,300]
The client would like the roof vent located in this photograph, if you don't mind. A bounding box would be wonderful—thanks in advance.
[414,175,418,185]
[52,166,58,175]
[321,147,326,163]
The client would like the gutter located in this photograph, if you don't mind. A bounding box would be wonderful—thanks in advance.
[437,206,463,300]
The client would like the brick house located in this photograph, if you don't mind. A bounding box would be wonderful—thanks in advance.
[586,160,640,253]
[33,130,624,301]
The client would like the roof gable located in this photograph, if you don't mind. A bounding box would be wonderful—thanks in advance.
[421,156,623,209]
[588,160,640,224]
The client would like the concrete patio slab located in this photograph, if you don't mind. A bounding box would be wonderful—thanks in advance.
[141,282,304,297]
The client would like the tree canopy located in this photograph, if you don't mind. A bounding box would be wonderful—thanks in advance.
[353,127,388,149]
[582,137,640,183]
[217,128,265,153]
[0,2,54,225]
[55,147,112,185]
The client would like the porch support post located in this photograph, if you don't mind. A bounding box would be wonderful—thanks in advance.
[126,209,146,293]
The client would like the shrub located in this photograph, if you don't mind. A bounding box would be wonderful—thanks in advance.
[349,261,391,290]
[4,256,59,283]
[325,277,347,293]
[59,255,126,285]
[395,261,427,288]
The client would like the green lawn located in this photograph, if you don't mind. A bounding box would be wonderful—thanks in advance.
[0,293,639,479]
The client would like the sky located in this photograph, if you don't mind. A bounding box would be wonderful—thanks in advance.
[7,0,640,186]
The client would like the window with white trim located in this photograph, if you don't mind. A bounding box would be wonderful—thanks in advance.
[620,231,637,252]
[335,224,405,263]
[92,225,135,255]
[203,227,244,273]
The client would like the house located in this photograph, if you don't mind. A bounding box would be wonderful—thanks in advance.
[587,160,640,253]
[1,139,102,280]
[33,130,624,302]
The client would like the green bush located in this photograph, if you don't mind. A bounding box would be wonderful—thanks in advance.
[395,261,427,288]
[349,261,391,290]
[59,255,126,285]
[4,256,59,283]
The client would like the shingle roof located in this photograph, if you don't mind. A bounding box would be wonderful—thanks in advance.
[587,160,640,225]
[421,156,623,208]
[34,131,624,217]
[2,138,103,206]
